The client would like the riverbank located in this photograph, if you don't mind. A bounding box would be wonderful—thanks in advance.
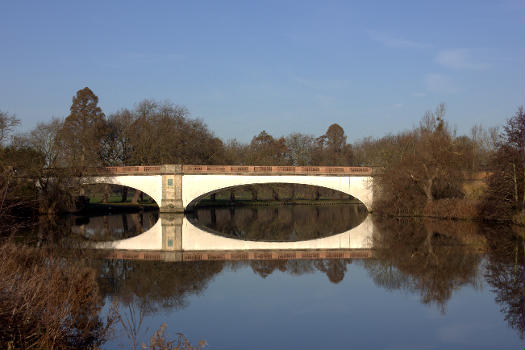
[374,197,525,227]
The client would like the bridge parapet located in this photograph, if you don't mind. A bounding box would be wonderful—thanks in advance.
[182,164,373,175]
[83,164,181,176]
[83,164,373,176]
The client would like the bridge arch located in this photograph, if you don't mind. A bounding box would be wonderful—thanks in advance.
[81,175,163,207]
[182,175,373,211]
[185,183,367,210]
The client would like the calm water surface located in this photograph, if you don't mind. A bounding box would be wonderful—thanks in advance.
[52,206,524,349]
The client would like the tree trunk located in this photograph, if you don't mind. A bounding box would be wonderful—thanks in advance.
[121,214,129,237]
[102,184,110,203]
[248,186,258,201]
[422,177,434,204]
[230,189,236,202]
[121,187,128,202]
[131,190,142,204]
[271,187,279,201]
[210,193,216,201]
[512,163,518,207]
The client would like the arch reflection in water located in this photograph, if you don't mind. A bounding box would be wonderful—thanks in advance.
[187,204,368,242]
[71,211,158,241]
[94,207,374,251]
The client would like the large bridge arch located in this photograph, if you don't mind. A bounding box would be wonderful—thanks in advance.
[81,175,163,206]
[182,175,373,211]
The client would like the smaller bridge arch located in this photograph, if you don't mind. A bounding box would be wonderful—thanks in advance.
[81,175,163,207]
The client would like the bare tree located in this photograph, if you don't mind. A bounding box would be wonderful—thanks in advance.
[285,133,315,166]
[481,107,525,222]
[0,111,20,146]
[373,104,466,215]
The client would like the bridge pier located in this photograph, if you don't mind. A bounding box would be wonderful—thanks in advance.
[161,213,183,250]
[160,165,184,213]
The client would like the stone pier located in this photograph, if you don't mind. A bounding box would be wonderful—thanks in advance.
[159,164,184,213]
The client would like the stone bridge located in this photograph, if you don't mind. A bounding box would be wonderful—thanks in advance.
[81,164,374,213]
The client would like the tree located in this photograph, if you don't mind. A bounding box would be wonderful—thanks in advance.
[284,133,315,166]
[58,87,107,168]
[373,104,465,215]
[313,124,353,165]
[481,107,525,223]
[0,111,20,146]
[101,110,134,166]
[247,130,288,165]
[120,99,225,165]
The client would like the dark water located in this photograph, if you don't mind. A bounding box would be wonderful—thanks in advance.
[187,204,368,241]
[40,206,525,348]
[69,211,158,241]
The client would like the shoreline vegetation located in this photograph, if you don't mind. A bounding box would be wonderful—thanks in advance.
[1,88,524,228]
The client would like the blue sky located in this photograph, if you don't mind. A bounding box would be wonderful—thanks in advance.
[1,0,523,142]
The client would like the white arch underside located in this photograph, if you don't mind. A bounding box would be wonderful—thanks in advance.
[182,175,373,211]
[181,215,373,250]
[93,215,373,251]
[81,175,163,206]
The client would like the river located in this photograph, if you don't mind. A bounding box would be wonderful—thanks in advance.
[24,204,525,349]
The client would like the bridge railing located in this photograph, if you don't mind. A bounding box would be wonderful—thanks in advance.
[79,164,373,176]
[83,165,164,175]
[182,165,373,175]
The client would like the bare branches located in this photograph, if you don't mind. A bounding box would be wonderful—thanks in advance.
[0,110,20,145]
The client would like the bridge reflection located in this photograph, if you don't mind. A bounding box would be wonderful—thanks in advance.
[105,248,373,262]
[94,212,375,253]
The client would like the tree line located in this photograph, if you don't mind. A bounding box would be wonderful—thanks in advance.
[1,87,523,223]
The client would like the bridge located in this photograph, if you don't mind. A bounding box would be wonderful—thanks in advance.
[82,164,374,213]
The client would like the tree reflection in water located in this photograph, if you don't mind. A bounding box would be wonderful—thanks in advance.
[364,218,484,313]
[482,225,524,339]
[363,217,525,339]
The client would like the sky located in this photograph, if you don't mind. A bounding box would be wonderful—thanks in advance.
[1,0,523,143]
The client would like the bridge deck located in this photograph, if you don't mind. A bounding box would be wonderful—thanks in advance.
[84,164,373,176]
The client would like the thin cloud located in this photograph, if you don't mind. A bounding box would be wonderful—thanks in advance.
[368,31,430,49]
[425,73,459,94]
[412,92,427,97]
[435,49,488,70]
[126,52,185,63]
[293,76,349,90]
[314,94,337,107]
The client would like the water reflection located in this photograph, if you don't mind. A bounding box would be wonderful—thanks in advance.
[364,218,485,312]
[188,204,368,242]
[23,205,524,346]
[70,211,159,241]
[90,215,523,345]
[483,225,525,339]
